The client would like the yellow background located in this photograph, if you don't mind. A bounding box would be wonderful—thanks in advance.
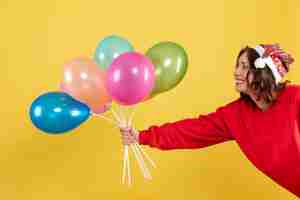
[1,0,300,199]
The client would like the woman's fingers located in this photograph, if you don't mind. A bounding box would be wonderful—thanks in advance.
[120,127,137,145]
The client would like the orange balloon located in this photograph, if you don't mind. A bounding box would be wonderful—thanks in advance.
[61,57,111,114]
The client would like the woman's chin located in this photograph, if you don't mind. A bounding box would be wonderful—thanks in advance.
[235,84,246,93]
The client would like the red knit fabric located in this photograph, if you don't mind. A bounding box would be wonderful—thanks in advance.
[139,84,300,197]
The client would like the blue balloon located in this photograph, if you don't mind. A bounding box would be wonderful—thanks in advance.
[29,92,91,134]
[94,35,134,70]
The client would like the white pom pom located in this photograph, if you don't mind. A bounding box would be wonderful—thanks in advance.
[254,58,266,69]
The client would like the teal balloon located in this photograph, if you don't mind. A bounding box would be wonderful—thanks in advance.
[94,35,134,70]
[29,92,90,134]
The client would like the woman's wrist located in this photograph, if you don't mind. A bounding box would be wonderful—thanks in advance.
[133,129,139,143]
[135,134,139,143]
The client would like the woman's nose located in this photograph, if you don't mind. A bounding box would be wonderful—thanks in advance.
[234,65,243,76]
[234,68,240,77]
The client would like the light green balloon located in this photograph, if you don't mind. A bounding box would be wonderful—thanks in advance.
[146,41,188,97]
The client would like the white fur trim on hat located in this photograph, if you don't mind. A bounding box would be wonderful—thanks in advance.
[254,45,282,84]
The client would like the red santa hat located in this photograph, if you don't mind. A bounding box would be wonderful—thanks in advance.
[254,44,294,84]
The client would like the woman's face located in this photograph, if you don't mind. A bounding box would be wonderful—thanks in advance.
[234,52,253,94]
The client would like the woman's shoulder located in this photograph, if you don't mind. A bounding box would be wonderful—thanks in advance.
[286,83,300,90]
[279,83,300,105]
[216,98,244,113]
[284,83,300,96]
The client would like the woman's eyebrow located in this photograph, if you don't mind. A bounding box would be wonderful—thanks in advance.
[240,61,248,65]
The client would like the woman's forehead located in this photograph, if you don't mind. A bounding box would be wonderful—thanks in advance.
[238,53,249,63]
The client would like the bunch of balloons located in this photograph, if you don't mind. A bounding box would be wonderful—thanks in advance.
[29,35,188,185]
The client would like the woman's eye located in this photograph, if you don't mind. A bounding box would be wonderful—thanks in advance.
[243,65,249,69]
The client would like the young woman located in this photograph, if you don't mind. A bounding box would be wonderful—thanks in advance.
[120,44,299,197]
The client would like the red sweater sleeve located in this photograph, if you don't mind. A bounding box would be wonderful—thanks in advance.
[138,105,235,150]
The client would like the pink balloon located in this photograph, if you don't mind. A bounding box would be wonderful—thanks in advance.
[61,57,112,114]
[106,52,155,105]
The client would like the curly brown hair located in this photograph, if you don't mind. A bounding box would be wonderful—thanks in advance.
[237,46,290,104]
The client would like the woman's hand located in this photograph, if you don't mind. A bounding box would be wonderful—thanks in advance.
[119,125,139,145]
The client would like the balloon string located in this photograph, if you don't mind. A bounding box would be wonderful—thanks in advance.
[92,113,118,126]
[111,107,122,125]
[126,145,132,186]
[103,110,112,116]
[128,106,136,127]
[117,104,127,124]
[114,104,154,183]
[124,106,152,180]
[122,144,127,184]
[113,106,133,185]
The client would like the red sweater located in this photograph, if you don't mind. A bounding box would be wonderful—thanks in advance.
[139,84,300,197]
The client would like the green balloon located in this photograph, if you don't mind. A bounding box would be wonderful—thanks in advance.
[146,42,188,96]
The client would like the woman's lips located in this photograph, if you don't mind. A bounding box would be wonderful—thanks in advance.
[235,80,245,84]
